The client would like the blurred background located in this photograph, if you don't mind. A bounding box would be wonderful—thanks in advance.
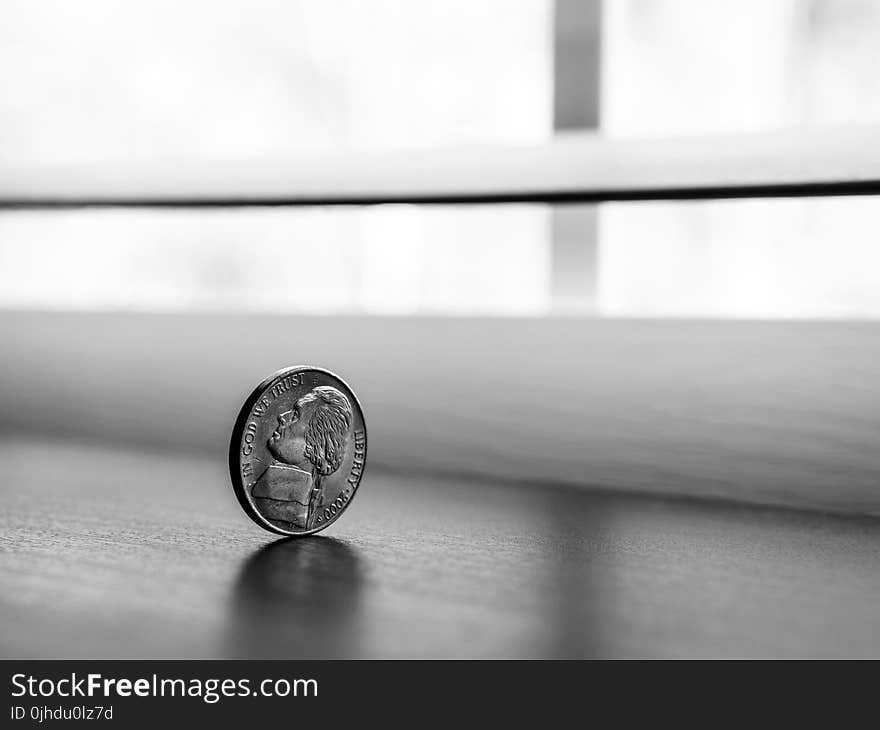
[3,0,880,319]
[4,0,880,661]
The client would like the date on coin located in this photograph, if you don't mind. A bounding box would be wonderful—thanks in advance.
[229,366,367,536]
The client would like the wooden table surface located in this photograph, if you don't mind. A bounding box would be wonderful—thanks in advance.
[2,436,879,659]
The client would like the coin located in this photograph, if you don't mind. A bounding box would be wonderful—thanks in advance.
[229,366,367,536]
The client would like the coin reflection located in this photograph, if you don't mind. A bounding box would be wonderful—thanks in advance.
[228,537,364,658]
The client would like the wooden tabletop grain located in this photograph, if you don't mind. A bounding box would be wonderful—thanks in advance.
[2,436,879,658]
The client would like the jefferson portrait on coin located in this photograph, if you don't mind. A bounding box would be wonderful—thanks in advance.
[251,386,353,530]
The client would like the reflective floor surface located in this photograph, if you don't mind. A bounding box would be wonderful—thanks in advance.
[2,437,880,658]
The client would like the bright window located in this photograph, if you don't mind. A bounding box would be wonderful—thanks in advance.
[2,1,880,318]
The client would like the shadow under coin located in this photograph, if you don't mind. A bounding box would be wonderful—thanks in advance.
[227,536,365,659]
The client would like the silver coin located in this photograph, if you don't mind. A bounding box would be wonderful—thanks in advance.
[229,366,367,536]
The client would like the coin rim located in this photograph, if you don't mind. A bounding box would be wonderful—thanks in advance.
[228,365,368,537]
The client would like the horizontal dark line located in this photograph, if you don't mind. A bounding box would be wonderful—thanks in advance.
[1,180,880,209]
